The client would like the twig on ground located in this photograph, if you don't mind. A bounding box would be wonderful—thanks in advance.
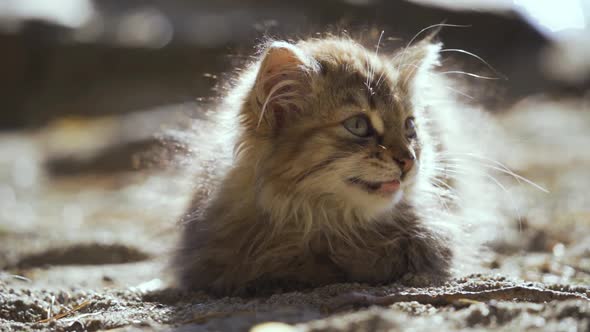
[36,300,91,323]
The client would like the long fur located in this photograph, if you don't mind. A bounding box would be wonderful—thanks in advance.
[172,36,503,295]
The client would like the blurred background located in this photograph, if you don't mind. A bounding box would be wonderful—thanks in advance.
[1,1,590,330]
[1,0,589,130]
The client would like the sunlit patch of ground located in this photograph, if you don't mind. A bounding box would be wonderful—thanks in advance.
[0,96,589,331]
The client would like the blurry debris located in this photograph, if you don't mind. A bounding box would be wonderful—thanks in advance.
[253,19,279,32]
[568,264,590,276]
[456,298,483,305]
[560,264,576,279]
[512,0,587,37]
[12,243,151,269]
[490,225,561,255]
[187,13,233,47]
[527,229,556,252]
[115,7,173,49]
[553,243,566,258]
[0,184,16,208]
[45,138,163,177]
[406,0,514,12]
[129,278,164,293]
[10,274,32,283]
[0,136,42,192]
[568,241,590,258]
[0,189,37,233]
[61,203,84,229]
[250,322,298,332]
[539,260,577,284]
[0,205,37,243]
[498,97,590,169]
[71,11,104,42]
[40,107,191,177]
[0,140,39,211]
[0,0,95,31]
[488,259,501,269]
[541,31,590,84]
[406,0,587,36]
[12,154,39,189]
[40,117,122,156]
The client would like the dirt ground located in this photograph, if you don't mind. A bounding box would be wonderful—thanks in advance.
[1,96,589,332]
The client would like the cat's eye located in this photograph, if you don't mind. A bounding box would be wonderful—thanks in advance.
[343,115,372,137]
[405,117,417,139]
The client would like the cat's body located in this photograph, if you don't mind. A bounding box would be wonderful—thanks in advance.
[173,36,501,295]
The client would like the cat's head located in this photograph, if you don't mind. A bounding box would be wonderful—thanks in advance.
[240,37,442,218]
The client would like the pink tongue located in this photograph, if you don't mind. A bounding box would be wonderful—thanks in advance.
[379,180,400,193]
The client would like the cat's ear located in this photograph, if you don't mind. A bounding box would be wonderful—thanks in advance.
[251,41,317,129]
[394,39,442,91]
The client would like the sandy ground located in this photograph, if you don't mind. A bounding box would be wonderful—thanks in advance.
[1,97,589,332]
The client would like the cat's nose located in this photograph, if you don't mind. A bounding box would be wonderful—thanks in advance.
[394,154,415,174]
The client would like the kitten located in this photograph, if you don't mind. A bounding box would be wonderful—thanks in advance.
[173,35,501,295]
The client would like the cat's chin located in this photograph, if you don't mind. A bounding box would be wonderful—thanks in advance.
[342,181,405,215]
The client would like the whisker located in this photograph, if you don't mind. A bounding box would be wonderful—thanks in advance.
[430,70,477,99]
[437,161,525,227]
[400,60,423,87]
[429,177,462,205]
[448,165,509,192]
[442,85,474,99]
[395,23,471,73]
[439,152,513,173]
[429,176,456,192]
[423,70,475,99]
[392,65,475,99]
[371,30,386,90]
[439,165,519,221]
[374,71,386,91]
[375,30,385,56]
[362,48,373,97]
[405,23,471,50]
[437,152,549,193]
[438,71,500,80]
[440,48,508,80]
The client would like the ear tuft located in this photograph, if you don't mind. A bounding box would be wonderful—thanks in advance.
[252,41,315,130]
[394,40,442,90]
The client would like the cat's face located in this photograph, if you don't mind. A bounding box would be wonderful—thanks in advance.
[244,38,440,216]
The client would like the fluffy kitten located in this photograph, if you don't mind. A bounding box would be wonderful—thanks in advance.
[173,35,501,295]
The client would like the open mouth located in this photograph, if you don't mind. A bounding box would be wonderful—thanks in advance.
[348,177,401,194]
